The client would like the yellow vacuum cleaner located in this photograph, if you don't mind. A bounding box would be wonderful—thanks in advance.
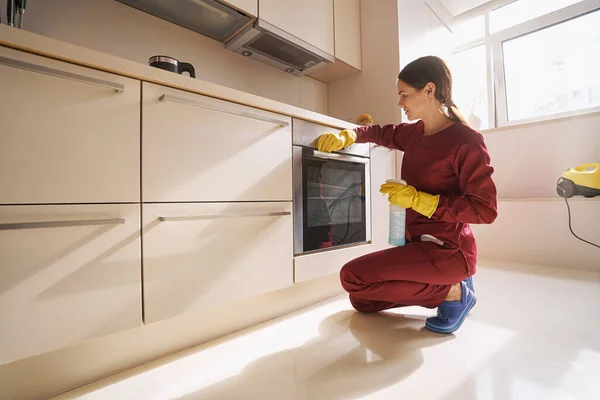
[556,163,600,249]
[556,163,600,198]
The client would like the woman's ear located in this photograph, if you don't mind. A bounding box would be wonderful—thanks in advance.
[424,82,436,99]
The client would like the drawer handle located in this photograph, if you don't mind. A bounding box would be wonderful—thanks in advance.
[159,211,291,222]
[159,94,290,127]
[0,56,125,94]
[0,218,126,230]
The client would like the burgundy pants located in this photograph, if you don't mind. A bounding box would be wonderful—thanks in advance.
[340,242,473,313]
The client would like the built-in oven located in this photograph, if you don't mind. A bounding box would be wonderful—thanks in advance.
[293,119,371,255]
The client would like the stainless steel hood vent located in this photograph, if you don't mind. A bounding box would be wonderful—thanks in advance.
[225,19,334,76]
[116,0,252,43]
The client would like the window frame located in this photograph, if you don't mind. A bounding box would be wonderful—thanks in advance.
[451,0,600,129]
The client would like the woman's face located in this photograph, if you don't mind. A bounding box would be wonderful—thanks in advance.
[397,80,433,121]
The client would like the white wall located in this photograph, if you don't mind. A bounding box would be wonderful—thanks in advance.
[483,114,600,199]
[472,198,600,271]
[397,0,600,270]
[0,0,327,114]
[473,114,600,271]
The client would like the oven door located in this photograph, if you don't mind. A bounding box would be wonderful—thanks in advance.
[293,147,371,255]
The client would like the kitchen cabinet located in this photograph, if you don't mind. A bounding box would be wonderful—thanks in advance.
[142,202,293,323]
[334,0,362,69]
[0,204,142,365]
[222,0,258,16]
[0,46,140,204]
[259,0,334,56]
[308,0,362,83]
[141,82,292,203]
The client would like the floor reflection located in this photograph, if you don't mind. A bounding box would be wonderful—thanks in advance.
[180,311,453,400]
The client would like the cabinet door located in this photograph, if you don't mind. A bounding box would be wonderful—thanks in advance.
[142,202,293,323]
[0,204,141,365]
[0,47,140,204]
[142,82,292,202]
[259,0,334,55]
[334,0,361,69]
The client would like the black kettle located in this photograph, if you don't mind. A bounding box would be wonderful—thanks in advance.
[149,56,195,78]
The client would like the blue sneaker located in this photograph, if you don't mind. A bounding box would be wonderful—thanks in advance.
[425,281,476,334]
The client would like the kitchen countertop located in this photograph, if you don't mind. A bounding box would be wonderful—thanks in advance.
[0,24,357,131]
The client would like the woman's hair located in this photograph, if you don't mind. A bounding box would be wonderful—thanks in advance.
[398,56,468,125]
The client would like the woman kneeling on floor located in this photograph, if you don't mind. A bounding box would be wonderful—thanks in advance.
[316,55,498,334]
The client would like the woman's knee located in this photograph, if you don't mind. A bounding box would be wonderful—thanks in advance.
[349,296,381,313]
[339,257,368,292]
[339,261,353,291]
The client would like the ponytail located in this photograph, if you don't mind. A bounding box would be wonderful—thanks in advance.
[444,99,469,126]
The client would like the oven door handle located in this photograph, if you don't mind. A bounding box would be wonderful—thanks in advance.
[307,150,369,164]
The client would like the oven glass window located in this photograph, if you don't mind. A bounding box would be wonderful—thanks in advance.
[303,156,366,252]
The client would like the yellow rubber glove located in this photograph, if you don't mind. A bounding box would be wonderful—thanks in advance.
[317,129,357,153]
[379,181,440,218]
[355,113,373,125]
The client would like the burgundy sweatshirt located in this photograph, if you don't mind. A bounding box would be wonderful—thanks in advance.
[355,121,498,269]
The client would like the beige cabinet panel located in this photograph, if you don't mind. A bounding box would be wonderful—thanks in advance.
[0,47,140,204]
[334,0,361,69]
[307,60,360,84]
[307,0,362,82]
[142,82,292,202]
[259,0,334,55]
[0,204,142,365]
[142,202,293,323]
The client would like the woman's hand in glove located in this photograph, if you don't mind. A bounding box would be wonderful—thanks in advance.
[379,181,440,218]
[317,129,357,153]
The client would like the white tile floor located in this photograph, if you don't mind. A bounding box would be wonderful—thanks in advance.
[53,263,600,400]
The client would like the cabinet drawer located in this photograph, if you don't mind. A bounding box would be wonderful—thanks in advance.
[142,202,293,323]
[0,46,140,204]
[142,82,292,202]
[0,204,141,365]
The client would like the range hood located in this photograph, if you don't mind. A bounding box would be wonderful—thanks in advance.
[225,19,334,76]
[116,0,253,43]
[116,0,333,76]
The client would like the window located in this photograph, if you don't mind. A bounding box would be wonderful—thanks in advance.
[448,45,489,129]
[446,0,599,128]
[490,0,583,33]
[500,8,600,122]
